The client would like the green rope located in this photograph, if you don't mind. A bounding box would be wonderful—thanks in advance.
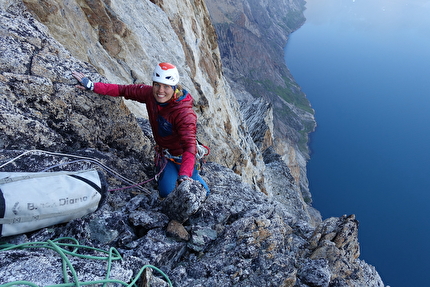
[0,237,173,287]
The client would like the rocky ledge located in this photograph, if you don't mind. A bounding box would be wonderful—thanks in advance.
[0,149,383,286]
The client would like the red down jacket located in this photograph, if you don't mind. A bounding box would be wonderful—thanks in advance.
[93,82,197,177]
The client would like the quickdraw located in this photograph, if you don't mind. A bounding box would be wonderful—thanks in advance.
[197,141,210,160]
[196,141,210,171]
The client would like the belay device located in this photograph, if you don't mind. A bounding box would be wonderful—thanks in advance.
[0,169,103,237]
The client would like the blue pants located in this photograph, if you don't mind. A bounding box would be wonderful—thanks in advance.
[158,160,210,198]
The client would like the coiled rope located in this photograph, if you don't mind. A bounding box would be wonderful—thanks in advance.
[0,237,172,287]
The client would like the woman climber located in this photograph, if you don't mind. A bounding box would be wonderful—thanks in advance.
[72,62,210,198]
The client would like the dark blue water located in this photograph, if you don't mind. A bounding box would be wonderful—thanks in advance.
[285,1,430,286]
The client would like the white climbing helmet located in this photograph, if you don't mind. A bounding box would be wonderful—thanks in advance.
[152,62,180,86]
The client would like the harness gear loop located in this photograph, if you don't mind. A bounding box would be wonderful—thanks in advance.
[154,141,210,172]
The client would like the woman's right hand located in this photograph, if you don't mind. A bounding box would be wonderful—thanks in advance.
[72,71,94,91]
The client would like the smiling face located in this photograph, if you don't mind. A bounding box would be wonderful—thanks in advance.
[153,82,175,103]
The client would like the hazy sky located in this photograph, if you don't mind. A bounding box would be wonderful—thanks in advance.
[304,0,430,34]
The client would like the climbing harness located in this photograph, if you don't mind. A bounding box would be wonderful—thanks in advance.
[0,237,172,287]
[155,141,210,171]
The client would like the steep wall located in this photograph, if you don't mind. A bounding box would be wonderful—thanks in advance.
[15,0,313,198]
[205,0,315,196]
[17,0,268,191]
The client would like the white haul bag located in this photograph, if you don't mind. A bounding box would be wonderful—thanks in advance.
[0,169,103,237]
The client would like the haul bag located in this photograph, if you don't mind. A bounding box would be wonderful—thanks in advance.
[0,169,103,237]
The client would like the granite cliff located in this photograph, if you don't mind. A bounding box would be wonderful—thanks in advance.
[205,0,315,197]
[0,0,385,286]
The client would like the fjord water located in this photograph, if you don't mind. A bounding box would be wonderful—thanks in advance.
[284,1,430,286]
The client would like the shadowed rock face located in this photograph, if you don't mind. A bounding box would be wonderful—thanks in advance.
[0,1,384,286]
[205,0,316,198]
[205,0,315,145]
[0,3,151,156]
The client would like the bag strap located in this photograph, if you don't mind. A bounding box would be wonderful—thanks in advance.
[69,174,103,194]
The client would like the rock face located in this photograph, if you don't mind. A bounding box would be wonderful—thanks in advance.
[0,0,385,286]
[205,0,316,195]
[13,0,266,191]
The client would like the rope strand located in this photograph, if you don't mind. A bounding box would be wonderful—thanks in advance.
[0,149,163,194]
[0,238,172,287]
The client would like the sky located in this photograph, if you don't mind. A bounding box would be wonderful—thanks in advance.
[304,0,430,35]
